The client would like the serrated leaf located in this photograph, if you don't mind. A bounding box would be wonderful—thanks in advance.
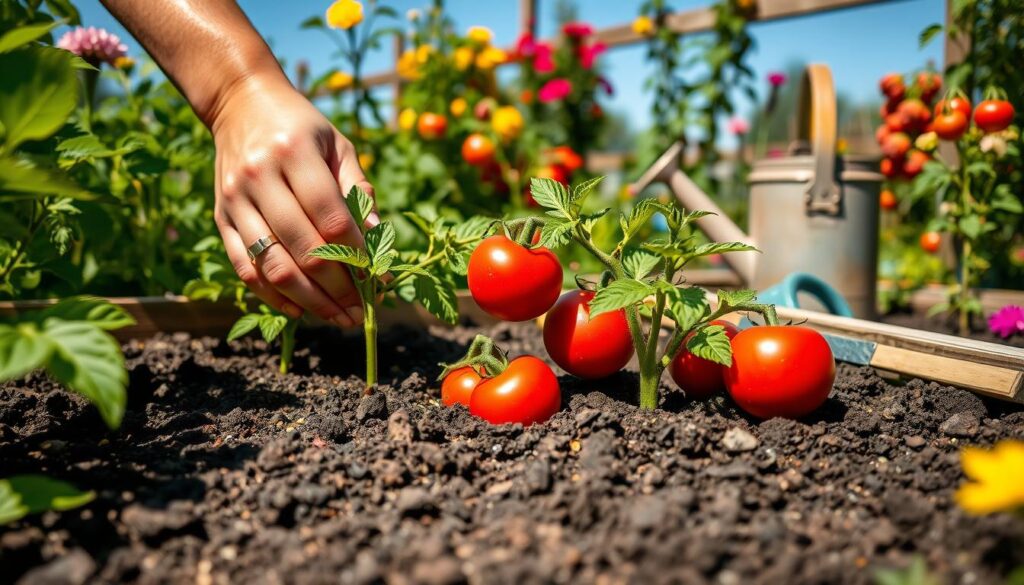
[389,264,431,277]
[664,286,709,330]
[589,279,655,318]
[0,475,94,526]
[365,222,395,265]
[622,249,661,279]
[344,185,375,229]
[413,274,459,324]
[452,215,493,243]
[371,250,398,276]
[43,319,126,428]
[403,211,433,236]
[717,289,757,309]
[529,177,573,219]
[444,247,469,275]
[227,314,260,341]
[538,217,577,249]
[686,325,732,367]
[684,241,758,262]
[309,243,369,268]
[39,296,136,331]
[571,176,604,203]
[258,314,288,342]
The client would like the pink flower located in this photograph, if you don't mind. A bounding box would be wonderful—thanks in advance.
[767,71,788,87]
[988,305,1024,338]
[515,32,537,59]
[727,116,750,136]
[538,78,572,102]
[562,22,594,38]
[579,41,606,69]
[57,26,127,66]
[597,76,614,96]
[533,43,555,73]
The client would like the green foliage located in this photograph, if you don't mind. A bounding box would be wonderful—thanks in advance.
[874,557,941,585]
[0,296,134,428]
[0,475,95,525]
[226,304,299,374]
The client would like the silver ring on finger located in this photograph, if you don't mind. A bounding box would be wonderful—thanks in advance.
[247,234,279,262]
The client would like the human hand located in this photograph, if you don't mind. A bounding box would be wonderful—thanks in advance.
[210,75,375,327]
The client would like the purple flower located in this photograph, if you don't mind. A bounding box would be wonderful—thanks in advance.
[988,305,1024,339]
[57,26,128,67]
[767,71,787,87]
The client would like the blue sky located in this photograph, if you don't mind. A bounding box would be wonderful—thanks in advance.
[71,0,944,140]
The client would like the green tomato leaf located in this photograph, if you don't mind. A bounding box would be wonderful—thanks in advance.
[529,177,573,219]
[716,289,757,309]
[0,322,53,381]
[39,296,136,331]
[402,211,434,236]
[43,319,127,429]
[684,241,758,263]
[538,217,577,249]
[371,249,398,277]
[227,314,260,342]
[959,215,981,239]
[444,246,469,276]
[685,324,732,367]
[344,185,375,230]
[451,215,493,243]
[0,475,94,526]
[258,314,288,342]
[589,279,655,318]
[413,273,459,325]
[0,47,77,150]
[991,185,1023,213]
[664,286,710,330]
[309,243,370,268]
[0,21,61,53]
[0,156,98,201]
[918,23,943,48]
[365,222,395,264]
[622,249,661,279]
[571,176,604,203]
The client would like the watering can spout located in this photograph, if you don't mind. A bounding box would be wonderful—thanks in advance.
[630,141,757,284]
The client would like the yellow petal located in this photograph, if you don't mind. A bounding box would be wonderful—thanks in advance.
[325,71,353,91]
[454,47,474,71]
[956,482,1024,515]
[326,0,364,29]
[398,108,418,131]
[467,26,493,45]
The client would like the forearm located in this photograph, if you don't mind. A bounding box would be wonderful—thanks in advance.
[100,0,288,128]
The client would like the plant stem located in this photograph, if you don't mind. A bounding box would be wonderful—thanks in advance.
[638,360,661,410]
[362,282,378,395]
[279,319,299,374]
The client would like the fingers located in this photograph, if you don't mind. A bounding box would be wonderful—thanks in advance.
[332,133,380,228]
[220,222,302,320]
[227,199,356,328]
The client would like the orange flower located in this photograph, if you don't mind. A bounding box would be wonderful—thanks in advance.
[450,98,468,117]
[326,0,363,29]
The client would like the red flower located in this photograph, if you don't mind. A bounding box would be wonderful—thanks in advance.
[538,78,572,102]
[579,41,606,69]
[562,22,594,38]
[515,32,537,59]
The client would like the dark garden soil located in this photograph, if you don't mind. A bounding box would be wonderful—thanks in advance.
[2,321,1024,585]
[881,311,1024,348]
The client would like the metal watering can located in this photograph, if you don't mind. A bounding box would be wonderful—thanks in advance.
[633,64,883,318]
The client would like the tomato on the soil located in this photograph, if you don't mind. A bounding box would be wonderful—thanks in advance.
[934,97,971,119]
[932,111,968,141]
[973,100,1015,133]
[469,356,561,425]
[468,235,563,321]
[462,133,496,166]
[880,189,898,211]
[920,231,941,253]
[543,290,634,379]
[725,326,836,419]
[417,112,447,140]
[441,367,481,407]
[669,320,740,399]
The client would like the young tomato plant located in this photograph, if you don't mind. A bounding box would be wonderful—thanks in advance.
[529,176,777,410]
[311,186,489,392]
[227,306,301,374]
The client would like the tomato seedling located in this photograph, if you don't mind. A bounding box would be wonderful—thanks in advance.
[439,335,561,425]
[228,305,300,374]
[311,187,489,393]
[527,176,777,409]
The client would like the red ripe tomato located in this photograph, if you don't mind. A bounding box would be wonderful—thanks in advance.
[897,99,931,131]
[875,124,891,145]
[882,133,911,159]
[441,367,481,407]
[417,112,448,140]
[543,290,634,379]
[932,111,968,141]
[885,112,910,133]
[902,150,930,178]
[470,356,561,425]
[880,189,898,211]
[724,326,836,419]
[880,157,903,179]
[934,97,971,119]
[462,133,496,166]
[973,100,1015,133]
[468,235,563,321]
[916,71,942,103]
[669,320,740,399]
[879,73,905,100]
[920,231,941,253]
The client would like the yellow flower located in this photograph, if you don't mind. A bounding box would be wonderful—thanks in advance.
[398,108,418,131]
[467,26,493,45]
[453,46,475,71]
[450,98,468,117]
[632,16,654,36]
[326,0,363,29]
[955,440,1024,515]
[113,56,135,71]
[397,49,421,80]
[475,46,507,70]
[325,71,353,92]
[491,106,524,141]
[358,152,374,170]
[415,44,434,63]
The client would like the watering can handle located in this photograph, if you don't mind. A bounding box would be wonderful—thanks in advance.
[758,272,854,317]
[797,64,842,216]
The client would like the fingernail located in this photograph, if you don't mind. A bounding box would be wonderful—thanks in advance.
[281,302,303,319]
[346,306,364,325]
[332,314,353,328]
[366,212,381,228]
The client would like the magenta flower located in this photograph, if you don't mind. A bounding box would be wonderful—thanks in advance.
[767,71,788,87]
[988,305,1024,339]
[579,41,606,70]
[533,43,555,73]
[57,26,128,66]
[727,116,750,136]
[562,22,594,38]
[515,32,537,59]
[538,78,572,102]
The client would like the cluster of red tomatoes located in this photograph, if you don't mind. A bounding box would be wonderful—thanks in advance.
[876,71,944,182]
[441,233,836,425]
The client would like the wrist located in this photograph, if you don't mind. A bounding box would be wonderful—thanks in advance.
[199,59,291,132]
